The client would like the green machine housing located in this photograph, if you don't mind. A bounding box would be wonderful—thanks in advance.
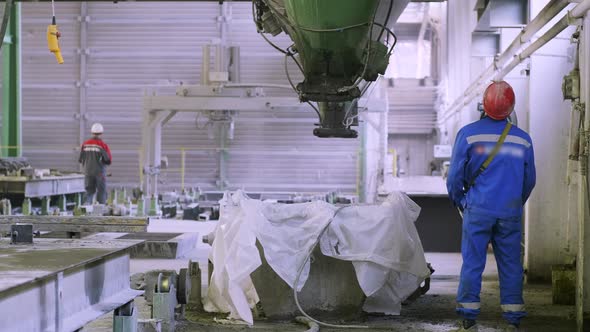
[254,0,393,138]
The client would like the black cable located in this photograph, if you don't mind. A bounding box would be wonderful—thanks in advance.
[252,0,290,55]
[306,101,322,125]
[284,53,298,92]
[377,0,393,41]
[0,0,14,51]
[260,32,289,55]
[372,22,397,56]
[338,3,379,93]
[286,45,304,72]
[283,52,322,123]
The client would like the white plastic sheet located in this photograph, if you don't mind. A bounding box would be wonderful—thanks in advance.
[203,192,261,323]
[204,190,431,324]
[320,191,430,314]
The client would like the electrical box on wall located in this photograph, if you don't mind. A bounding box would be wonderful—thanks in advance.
[434,145,452,159]
[475,0,528,30]
[562,69,580,100]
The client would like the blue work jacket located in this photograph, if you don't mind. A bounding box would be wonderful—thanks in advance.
[446,117,536,218]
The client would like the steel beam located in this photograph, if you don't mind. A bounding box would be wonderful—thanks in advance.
[217,122,228,190]
[0,174,85,198]
[0,215,149,233]
[145,95,304,113]
[0,238,143,332]
[142,88,310,197]
[2,3,21,158]
[79,3,89,149]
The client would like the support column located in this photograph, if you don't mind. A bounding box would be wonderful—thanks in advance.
[440,0,473,144]
[2,3,21,158]
[358,117,367,203]
[217,122,228,191]
[359,81,389,203]
[140,107,166,197]
[78,3,88,148]
[524,4,578,281]
[577,13,590,332]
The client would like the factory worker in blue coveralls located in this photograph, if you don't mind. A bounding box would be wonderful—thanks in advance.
[447,81,536,331]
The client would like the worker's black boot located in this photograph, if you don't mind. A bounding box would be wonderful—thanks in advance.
[504,322,520,331]
[451,319,478,331]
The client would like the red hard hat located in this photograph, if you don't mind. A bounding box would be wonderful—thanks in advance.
[483,81,515,120]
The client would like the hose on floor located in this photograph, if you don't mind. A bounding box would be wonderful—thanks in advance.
[293,206,369,329]
[295,316,319,332]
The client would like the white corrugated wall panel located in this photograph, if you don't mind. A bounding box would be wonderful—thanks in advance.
[21,3,80,169]
[86,87,146,120]
[22,88,78,118]
[226,110,357,192]
[19,2,358,194]
[225,3,357,193]
[85,2,220,188]
[229,4,301,86]
[160,112,220,190]
[388,79,437,134]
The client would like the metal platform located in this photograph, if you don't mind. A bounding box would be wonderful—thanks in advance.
[0,215,150,233]
[0,238,143,332]
[0,173,85,198]
[85,232,200,259]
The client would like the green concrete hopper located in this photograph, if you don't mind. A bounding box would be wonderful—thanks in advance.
[254,0,401,137]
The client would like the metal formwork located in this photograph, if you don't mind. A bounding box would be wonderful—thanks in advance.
[0,174,85,198]
[0,238,143,332]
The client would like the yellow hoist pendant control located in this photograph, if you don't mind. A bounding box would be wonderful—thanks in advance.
[47,24,64,64]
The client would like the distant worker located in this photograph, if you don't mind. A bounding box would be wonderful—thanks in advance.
[447,81,536,331]
[79,123,112,204]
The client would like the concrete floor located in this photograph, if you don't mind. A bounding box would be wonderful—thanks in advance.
[83,219,576,332]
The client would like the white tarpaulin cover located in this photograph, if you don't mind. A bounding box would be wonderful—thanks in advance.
[204,190,431,325]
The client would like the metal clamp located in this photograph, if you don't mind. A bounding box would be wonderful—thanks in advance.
[113,301,137,332]
[143,166,161,176]
[567,11,584,26]
[152,273,178,332]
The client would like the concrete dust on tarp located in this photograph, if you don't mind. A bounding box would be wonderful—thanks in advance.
[204,191,431,325]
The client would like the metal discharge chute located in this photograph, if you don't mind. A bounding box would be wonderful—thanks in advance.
[253,0,404,138]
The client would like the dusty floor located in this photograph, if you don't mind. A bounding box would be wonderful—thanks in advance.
[83,220,576,332]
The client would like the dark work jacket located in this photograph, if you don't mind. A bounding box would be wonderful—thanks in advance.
[79,137,112,176]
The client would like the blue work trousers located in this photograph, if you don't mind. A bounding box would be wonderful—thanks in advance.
[456,209,526,325]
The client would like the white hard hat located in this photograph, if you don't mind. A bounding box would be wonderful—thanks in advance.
[91,123,104,134]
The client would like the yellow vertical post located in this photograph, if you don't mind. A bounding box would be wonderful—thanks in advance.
[181,147,186,191]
